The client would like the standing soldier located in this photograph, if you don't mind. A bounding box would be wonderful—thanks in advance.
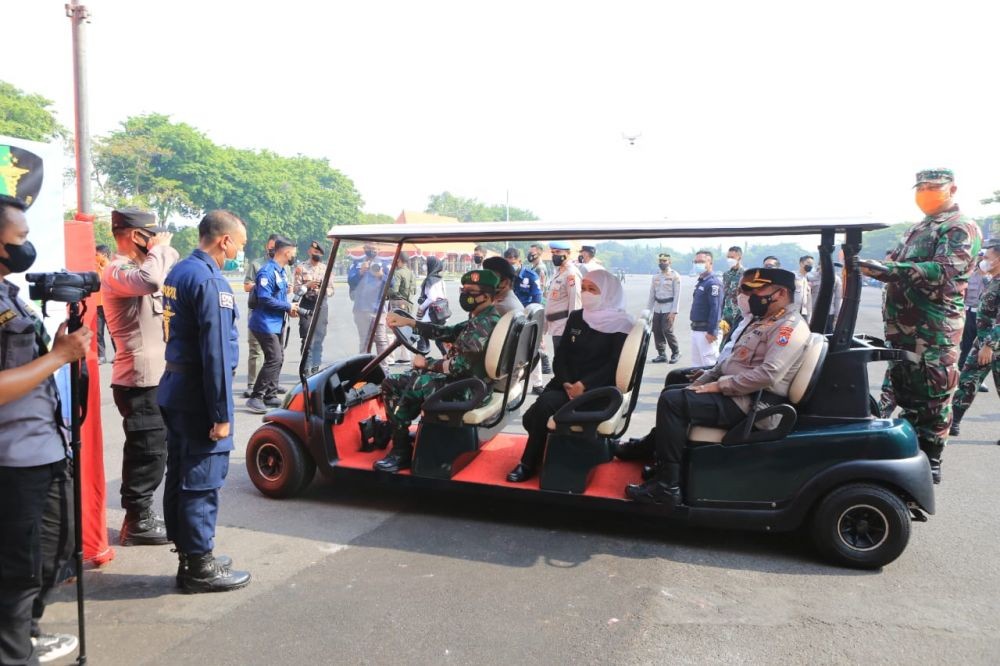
[102,208,179,546]
[647,253,681,364]
[159,210,251,593]
[949,239,999,440]
[387,252,416,364]
[862,169,982,483]
[689,250,723,366]
[293,240,334,374]
[543,241,582,354]
[242,234,279,398]
[720,246,744,343]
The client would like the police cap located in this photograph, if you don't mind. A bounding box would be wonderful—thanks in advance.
[581,245,597,254]
[461,269,500,291]
[309,240,325,255]
[913,169,954,187]
[742,267,797,292]
[549,241,572,251]
[482,256,518,282]
[111,207,166,233]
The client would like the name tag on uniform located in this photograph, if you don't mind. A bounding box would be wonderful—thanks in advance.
[219,293,234,309]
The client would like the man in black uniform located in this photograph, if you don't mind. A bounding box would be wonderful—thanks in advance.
[0,195,92,663]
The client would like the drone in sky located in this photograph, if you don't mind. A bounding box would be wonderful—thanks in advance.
[622,132,642,146]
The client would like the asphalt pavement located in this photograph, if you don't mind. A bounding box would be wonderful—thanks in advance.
[43,275,999,665]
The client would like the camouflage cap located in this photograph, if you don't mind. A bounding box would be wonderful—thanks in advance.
[461,269,500,290]
[658,253,671,261]
[913,169,954,187]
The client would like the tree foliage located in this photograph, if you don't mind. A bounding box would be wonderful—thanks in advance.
[0,81,67,142]
[426,191,536,222]
[93,114,363,253]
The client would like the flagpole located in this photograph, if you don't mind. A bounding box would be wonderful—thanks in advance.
[66,0,92,214]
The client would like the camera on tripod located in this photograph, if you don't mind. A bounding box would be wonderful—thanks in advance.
[25,271,100,316]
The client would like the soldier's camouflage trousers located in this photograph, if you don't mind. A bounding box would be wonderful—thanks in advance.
[878,367,896,418]
[951,340,999,425]
[381,370,449,429]
[886,346,960,460]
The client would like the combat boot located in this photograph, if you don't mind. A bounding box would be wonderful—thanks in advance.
[613,431,655,461]
[949,408,965,437]
[626,463,683,506]
[540,352,552,375]
[373,430,413,473]
[650,353,667,363]
[930,459,942,485]
[174,550,233,588]
[120,508,169,546]
[177,551,250,593]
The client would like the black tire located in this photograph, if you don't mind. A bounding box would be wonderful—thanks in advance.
[810,483,911,569]
[246,424,316,499]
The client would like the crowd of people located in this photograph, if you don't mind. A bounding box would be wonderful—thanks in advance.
[0,165,996,662]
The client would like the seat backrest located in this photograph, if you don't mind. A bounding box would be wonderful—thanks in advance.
[523,303,545,362]
[483,310,525,381]
[787,332,828,405]
[615,310,652,393]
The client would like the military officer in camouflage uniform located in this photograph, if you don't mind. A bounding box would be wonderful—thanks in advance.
[372,269,502,473]
[647,253,681,363]
[863,169,983,483]
[721,246,744,342]
[949,239,999,441]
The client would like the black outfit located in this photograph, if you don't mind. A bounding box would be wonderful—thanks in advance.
[958,309,978,369]
[112,385,166,515]
[654,388,745,465]
[251,331,284,400]
[0,461,74,665]
[96,305,114,361]
[520,310,627,469]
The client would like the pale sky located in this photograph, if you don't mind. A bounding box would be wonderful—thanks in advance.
[6,0,999,244]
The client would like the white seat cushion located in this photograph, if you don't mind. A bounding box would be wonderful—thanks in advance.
[688,425,726,443]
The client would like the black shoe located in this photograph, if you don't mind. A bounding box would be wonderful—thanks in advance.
[650,353,667,363]
[177,551,250,593]
[275,386,287,395]
[242,388,253,399]
[245,397,267,414]
[264,395,282,407]
[669,352,680,364]
[120,509,169,546]
[949,422,960,437]
[979,385,989,393]
[506,463,536,483]
[531,386,545,396]
[641,463,659,481]
[613,434,655,461]
[174,551,232,587]
[930,459,942,485]
[625,478,682,506]
[373,433,413,473]
[540,353,552,375]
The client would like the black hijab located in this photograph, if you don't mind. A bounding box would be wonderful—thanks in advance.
[422,256,443,295]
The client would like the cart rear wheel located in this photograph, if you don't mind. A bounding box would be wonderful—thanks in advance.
[246,425,316,498]
[810,483,910,569]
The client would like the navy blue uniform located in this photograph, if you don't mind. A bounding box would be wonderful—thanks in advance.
[158,249,239,555]
[248,258,291,335]
[690,272,723,335]
[513,266,542,306]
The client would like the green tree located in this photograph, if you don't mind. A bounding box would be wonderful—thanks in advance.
[426,191,536,222]
[0,81,67,142]
[359,212,395,225]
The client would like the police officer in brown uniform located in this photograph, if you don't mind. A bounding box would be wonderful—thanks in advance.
[103,208,180,545]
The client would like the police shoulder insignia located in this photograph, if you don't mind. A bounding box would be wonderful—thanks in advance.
[0,309,15,327]
[711,285,720,296]
[777,325,794,346]
[259,277,268,287]
[219,292,234,309]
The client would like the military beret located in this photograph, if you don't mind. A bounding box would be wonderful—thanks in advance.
[111,208,166,233]
[461,269,500,290]
[581,245,597,254]
[549,241,572,250]
[482,256,518,282]
[309,240,325,255]
[983,238,1000,251]
[658,253,671,261]
[742,267,797,292]
[914,169,954,187]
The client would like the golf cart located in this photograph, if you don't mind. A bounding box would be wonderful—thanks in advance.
[246,219,934,569]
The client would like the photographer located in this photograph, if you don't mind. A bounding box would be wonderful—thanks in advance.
[0,195,91,664]
[102,208,179,546]
[292,240,333,374]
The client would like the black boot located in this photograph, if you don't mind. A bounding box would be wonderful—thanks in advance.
[174,550,232,588]
[626,463,682,506]
[949,408,965,437]
[177,551,251,593]
[373,430,413,473]
[930,459,942,485]
[120,508,169,546]
[641,462,660,481]
[540,352,552,375]
[613,430,655,461]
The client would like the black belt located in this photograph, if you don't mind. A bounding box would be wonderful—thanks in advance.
[165,361,200,374]
[654,297,674,304]
[690,320,710,331]
[546,310,569,322]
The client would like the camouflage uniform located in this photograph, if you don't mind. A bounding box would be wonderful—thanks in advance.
[381,305,501,428]
[951,276,999,423]
[878,201,982,460]
[721,264,743,340]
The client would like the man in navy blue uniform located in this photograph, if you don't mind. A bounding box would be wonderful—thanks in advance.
[504,247,542,306]
[246,236,299,414]
[159,210,251,593]
[689,250,723,366]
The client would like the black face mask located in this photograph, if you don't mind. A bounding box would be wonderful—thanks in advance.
[659,262,670,271]
[267,248,276,258]
[803,264,814,273]
[748,291,777,317]
[551,255,565,267]
[310,254,321,263]
[460,293,485,312]
[365,249,377,259]
[578,254,585,264]
[134,232,151,256]
[527,253,538,263]
[0,240,37,273]
[473,255,483,265]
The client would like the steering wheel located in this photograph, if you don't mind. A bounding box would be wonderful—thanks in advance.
[389,308,430,355]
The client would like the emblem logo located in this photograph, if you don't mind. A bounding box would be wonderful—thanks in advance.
[0,145,43,208]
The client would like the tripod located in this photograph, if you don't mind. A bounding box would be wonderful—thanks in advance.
[66,301,88,665]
